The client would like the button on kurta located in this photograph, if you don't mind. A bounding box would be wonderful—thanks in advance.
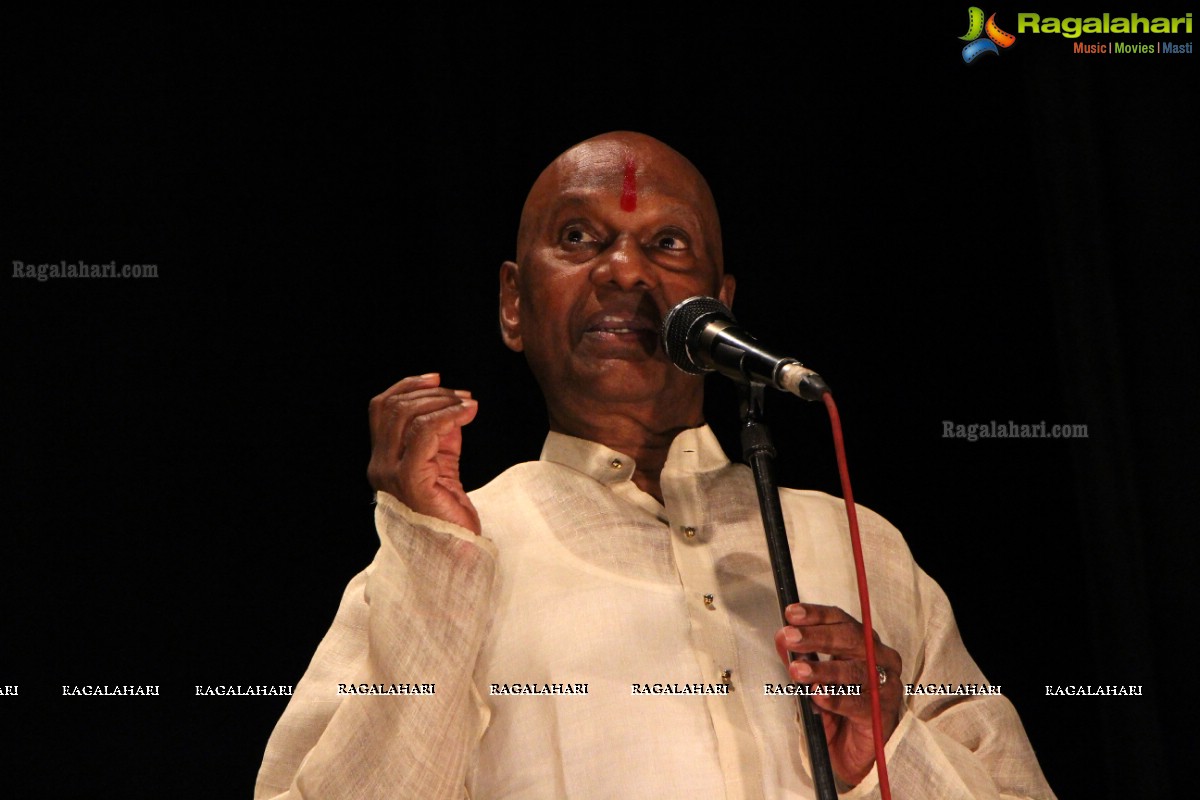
[683,526,697,539]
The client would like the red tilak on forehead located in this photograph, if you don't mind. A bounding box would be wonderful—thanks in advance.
[620,158,637,212]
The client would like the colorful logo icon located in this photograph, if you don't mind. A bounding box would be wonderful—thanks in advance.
[960,8,1016,62]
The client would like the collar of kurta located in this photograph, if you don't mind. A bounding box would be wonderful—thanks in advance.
[538,424,731,486]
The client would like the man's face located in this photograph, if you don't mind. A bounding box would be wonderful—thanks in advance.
[500,134,735,411]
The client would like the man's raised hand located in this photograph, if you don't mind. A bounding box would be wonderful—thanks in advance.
[367,373,481,534]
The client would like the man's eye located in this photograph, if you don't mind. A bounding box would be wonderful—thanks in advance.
[564,228,598,245]
[657,234,688,251]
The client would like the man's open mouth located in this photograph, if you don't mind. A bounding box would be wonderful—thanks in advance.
[583,312,662,353]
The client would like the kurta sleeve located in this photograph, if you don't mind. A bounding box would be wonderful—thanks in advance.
[253,491,498,800]
[839,569,1055,800]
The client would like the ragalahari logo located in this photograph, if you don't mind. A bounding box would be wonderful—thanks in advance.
[960,8,1017,62]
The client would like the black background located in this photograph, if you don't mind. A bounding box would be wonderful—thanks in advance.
[3,8,1196,798]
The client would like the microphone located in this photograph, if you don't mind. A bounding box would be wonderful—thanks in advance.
[661,296,829,401]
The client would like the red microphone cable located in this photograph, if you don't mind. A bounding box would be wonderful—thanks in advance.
[822,391,891,800]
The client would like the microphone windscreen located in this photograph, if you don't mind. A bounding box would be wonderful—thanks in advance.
[661,296,736,374]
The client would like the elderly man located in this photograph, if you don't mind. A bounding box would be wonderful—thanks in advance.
[255,132,1054,799]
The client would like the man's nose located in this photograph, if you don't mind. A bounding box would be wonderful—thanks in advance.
[591,235,659,291]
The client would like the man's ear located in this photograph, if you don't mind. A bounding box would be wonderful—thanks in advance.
[499,260,524,352]
[719,273,736,310]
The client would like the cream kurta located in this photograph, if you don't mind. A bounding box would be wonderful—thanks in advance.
[255,426,1054,799]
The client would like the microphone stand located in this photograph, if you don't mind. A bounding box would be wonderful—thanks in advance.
[739,381,838,800]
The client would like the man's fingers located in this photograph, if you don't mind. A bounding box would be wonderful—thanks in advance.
[788,655,873,689]
[809,683,871,718]
[369,373,471,432]
[786,652,903,721]
[791,659,867,718]
[774,605,905,781]
[779,622,902,675]
[805,662,902,719]
[372,372,470,404]
[777,621,872,660]
[780,603,887,656]
[375,372,441,399]
[774,627,819,666]
[386,387,471,405]
[376,395,471,455]
[402,400,478,464]
[774,610,903,718]
[776,622,899,668]
[784,603,856,627]
[435,451,463,480]
[372,388,468,433]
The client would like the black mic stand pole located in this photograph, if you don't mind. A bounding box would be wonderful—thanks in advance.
[739,381,838,800]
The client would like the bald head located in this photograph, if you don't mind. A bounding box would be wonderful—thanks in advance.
[516,132,724,270]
